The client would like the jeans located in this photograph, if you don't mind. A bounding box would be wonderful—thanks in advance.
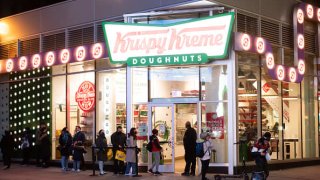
[98,161,104,174]
[73,160,80,170]
[201,159,210,180]
[61,156,69,170]
[125,162,137,175]
[150,152,160,172]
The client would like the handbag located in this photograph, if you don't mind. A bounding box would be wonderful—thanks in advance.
[106,149,113,161]
[115,150,126,161]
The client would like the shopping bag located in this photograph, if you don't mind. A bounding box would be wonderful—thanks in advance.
[106,149,113,161]
[115,150,126,161]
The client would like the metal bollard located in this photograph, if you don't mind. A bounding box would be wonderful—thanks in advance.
[90,146,97,176]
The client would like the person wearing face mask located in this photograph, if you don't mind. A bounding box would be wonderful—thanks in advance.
[111,126,126,175]
[72,125,86,172]
[96,129,108,175]
[125,128,138,176]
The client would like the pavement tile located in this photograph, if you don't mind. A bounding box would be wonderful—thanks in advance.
[0,164,320,180]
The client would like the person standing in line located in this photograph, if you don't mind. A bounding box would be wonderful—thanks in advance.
[35,122,46,167]
[96,129,107,175]
[125,128,138,176]
[59,127,72,171]
[181,121,197,176]
[111,126,126,175]
[251,132,271,178]
[72,125,86,172]
[39,124,51,168]
[0,130,14,169]
[200,132,213,180]
[21,127,32,165]
[148,129,162,176]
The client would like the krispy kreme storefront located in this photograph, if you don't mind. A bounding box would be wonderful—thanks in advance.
[1,1,320,175]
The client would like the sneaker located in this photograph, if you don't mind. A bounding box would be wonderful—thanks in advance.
[148,169,153,174]
[154,171,162,175]
[71,168,76,172]
[76,169,81,172]
[125,173,131,176]
[181,172,190,176]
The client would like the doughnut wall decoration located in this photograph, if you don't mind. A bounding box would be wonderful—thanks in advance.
[234,2,319,83]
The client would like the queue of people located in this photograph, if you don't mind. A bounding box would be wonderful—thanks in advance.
[0,121,271,179]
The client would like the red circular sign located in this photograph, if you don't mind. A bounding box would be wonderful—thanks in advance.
[75,81,95,112]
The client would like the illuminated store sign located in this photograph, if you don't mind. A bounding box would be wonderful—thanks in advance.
[103,12,234,66]
[0,43,107,74]
[75,81,95,112]
[234,2,319,83]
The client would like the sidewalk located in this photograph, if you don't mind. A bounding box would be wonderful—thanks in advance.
[0,164,320,180]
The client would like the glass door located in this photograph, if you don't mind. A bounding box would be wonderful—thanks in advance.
[148,104,174,172]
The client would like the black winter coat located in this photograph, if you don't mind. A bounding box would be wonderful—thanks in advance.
[72,131,86,161]
[111,131,126,151]
[0,134,14,156]
[96,135,108,161]
[59,131,72,156]
[183,127,197,156]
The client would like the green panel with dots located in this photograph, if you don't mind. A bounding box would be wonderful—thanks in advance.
[9,67,52,158]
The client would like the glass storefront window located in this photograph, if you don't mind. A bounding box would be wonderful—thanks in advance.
[302,54,317,158]
[261,68,282,160]
[149,67,199,99]
[201,102,228,163]
[96,69,126,145]
[67,71,95,161]
[237,52,260,162]
[51,74,66,160]
[67,60,95,73]
[282,82,301,159]
[200,65,228,101]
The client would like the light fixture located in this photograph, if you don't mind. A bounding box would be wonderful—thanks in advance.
[247,71,256,81]
[238,82,245,90]
[238,68,245,78]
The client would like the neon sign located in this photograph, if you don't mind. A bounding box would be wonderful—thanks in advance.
[0,43,107,74]
[32,54,41,68]
[234,2,318,83]
[60,49,70,64]
[103,13,234,65]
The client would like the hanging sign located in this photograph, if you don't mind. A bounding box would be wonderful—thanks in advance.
[75,81,95,112]
[102,12,234,66]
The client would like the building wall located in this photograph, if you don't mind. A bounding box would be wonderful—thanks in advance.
[0,0,194,43]
[213,0,300,23]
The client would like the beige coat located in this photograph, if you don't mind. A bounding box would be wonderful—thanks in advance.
[125,136,137,163]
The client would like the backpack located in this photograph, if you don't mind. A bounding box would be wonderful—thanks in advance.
[146,141,152,152]
[195,142,205,158]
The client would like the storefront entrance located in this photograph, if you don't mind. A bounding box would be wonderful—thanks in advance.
[148,103,198,173]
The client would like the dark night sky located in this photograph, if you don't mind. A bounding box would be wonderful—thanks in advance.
[0,0,320,19]
[0,0,67,18]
